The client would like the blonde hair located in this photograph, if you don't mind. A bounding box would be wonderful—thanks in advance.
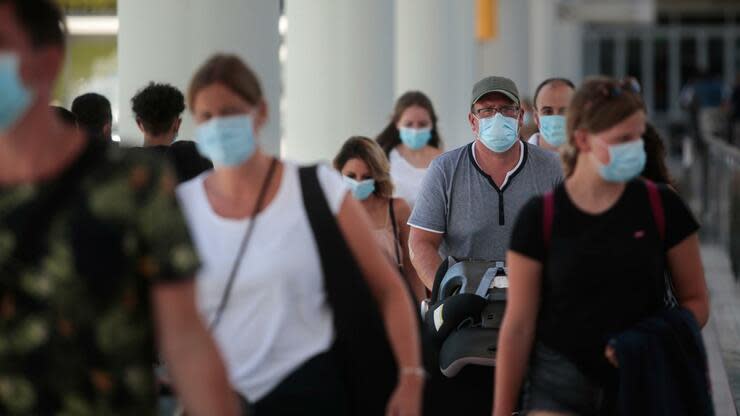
[333,136,394,199]
[563,76,645,176]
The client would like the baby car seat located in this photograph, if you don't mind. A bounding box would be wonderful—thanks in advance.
[421,257,508,377]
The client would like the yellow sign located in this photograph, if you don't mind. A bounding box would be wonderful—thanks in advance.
[476,0,498,41]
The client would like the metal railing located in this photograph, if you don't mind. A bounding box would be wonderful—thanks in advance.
[679,134,740,281]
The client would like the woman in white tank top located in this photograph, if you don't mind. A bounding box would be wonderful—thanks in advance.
[376,91,444,209]
[334,137,427,302]
[177,54,424,415]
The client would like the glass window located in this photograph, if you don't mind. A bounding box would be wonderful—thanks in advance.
[600,38,615,76]
[708,37,725,77]
[654,38,669,112]
[680,37,698,87]
[627,38,642,81]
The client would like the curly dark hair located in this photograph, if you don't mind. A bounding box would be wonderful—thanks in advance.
[131,83,186,136]
[376,91,442,155]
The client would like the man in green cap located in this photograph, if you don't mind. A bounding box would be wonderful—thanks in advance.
[408,75,563,413]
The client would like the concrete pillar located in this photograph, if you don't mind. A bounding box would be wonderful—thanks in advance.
[394,0,476,150]
[478,0,530,99]
[529,0,583,94]
[549,18,584,84]
[118,0,281,155]
[282,0,394,163]
[529,0,554,94]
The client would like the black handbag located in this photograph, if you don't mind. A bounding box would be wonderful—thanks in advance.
[299,166,398,416]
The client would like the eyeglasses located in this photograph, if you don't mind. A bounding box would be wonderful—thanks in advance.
[474,105,520,119]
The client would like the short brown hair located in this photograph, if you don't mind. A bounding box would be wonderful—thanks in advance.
[562,76,645,176]
[533,77,575,110]
[188,54,263,111]
[0,0,66,48]
[334,136,394,199]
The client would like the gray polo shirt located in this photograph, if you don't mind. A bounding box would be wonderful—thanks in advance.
[408,140,563,261]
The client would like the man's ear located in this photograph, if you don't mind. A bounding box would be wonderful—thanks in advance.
[173,117,182,134]
[468,112,478,134]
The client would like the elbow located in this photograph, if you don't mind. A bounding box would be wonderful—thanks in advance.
[682,295,710,328]
[694,297,710,328]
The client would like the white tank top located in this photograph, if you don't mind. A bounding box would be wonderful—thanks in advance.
[389,148,428,209]
[176,162,346,401]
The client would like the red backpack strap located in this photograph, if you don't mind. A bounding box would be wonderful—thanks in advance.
[542,190,555,249]
[644,179,665,242]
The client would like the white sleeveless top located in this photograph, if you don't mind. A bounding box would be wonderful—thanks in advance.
[389,148,428,209]
[176,162,346,401]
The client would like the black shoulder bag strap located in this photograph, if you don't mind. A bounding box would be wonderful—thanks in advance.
[388,199,403,271]
[209,157,277,330]
[298,165,396,416]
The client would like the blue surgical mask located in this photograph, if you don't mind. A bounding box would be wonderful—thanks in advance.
[343,177,375,200]
[399,127,432,150]
[594,138,646,183]
[478,113,519,153]
[195,115,256,167]
[0,53,33,133]
[539,115,567,147]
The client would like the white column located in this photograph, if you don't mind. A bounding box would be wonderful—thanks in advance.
[478,0,530,101]
[282,0,394,163]
[529,0,554,93]
[395,0,476,151]
[118,0,281,155]
[529,0,583,90]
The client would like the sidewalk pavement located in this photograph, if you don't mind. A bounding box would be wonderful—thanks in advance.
[701,245,740,416]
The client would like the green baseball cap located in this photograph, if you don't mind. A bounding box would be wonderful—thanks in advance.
[471,76,520,108]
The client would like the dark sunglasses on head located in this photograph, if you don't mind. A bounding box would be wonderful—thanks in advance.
[599,77,642,99]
